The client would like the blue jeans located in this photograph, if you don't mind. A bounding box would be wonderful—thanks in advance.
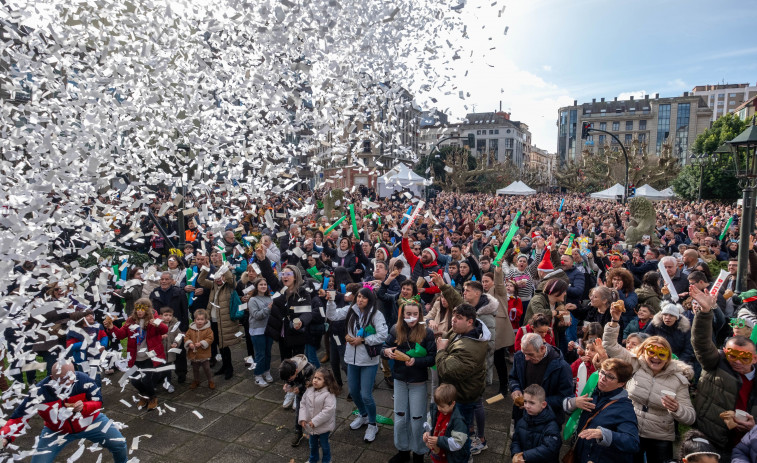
[33,414,127,463]
[252,335,273,376]
[393,380,427,455]
[347,363,379,423]
[309,432,331,463]
[305,344,321,368]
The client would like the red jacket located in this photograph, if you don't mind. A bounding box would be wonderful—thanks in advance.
[108,314,168,367]
[401,237,443,298]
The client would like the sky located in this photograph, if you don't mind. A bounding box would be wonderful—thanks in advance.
[432,0,757,153]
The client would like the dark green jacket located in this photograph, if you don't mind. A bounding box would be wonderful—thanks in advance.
[436,319,491,404]
[692,310,757,449]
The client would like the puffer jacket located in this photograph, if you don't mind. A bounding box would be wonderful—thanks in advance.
[197,269,240,349]
[325,300,388,367]
[602,321,695,441]
[635,285,662,314]
[510,344,573,425]
[185,321,214,361]
[428,402,469,463]
[298,385,336,435]
[510,405,561,463]
[266,286,312,347]
[524,288,565,325]
[436,319,491,403]
[489,264,515,350]
[381,324,437,383]
[692,309,757,449]
[733,424,757,463]
[644,312,695,364]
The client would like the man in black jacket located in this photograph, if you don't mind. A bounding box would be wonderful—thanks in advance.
[150,272,189,383]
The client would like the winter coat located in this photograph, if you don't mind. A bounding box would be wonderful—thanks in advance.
[121,279,144,316]
[149,284,190,331]
[323,244,357,273]
[425,285,463,336]
[436,320,491,404]
[622,316,651,340]
[267,286,313,347]
[402,237,444,304]
[286,354,316,394]
[325,301,388,367]
[510,406,562,463]
[513,325,556,352]
[108,314,168,368]
[644,312,695,365]
[567,388,639,463]
[692,309,757,449]
[0,372,102,441]
[428,402,469,463]
[30,305,70,353]
[733,424,757,463]
[564,266,586,306]
[524,291,563,326]
[375,278,400,327]
[197,269,240,349]
[489,264,515,350]
[510,344,573,425]
[602,321,695,441]
[298,386,337,435]
[160,316,181,363]
[184,321,214,361]
[248,294,272,336]
[66,323,108,364]
[635,285,662,314]
[381,325,437,383]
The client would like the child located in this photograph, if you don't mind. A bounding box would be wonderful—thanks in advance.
[66,310,108,385]
[280,354,316,447]
[679,429,720,462]
[185,309,215,390]
[298,368,339,463]
[159,307,182,393]
[424,383,469,463]
[510,384,561,463]
[623,304,653,341]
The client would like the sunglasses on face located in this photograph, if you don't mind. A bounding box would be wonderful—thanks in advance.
[724,348,754,364]
[730,318,750,329]
[598,369,618,382]
[645,345,670,361]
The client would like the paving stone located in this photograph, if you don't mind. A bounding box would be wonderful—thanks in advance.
[234,422,283,451]
[198,414,254,442]
[211,443,265,463]
[200,391,250,413]
[166,434,229,462]
[133,423,195,456]
[169,407,223,433]
[142,402,193,425]
[228,397,278,421]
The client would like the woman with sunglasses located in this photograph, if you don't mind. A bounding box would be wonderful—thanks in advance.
[602,303,695,463]
[690,286,757,459]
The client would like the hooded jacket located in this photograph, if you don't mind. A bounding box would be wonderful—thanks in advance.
[0,371,102,441]
[197,269,240,349]
[603,321,695,441]
[428,402,469,463]
[381,324,437,383]
[298,385,337,435]
[436,319,491,404]
[325,300,388,367]
[185,320,214,361]
[286,354,316,394]
[401,237,443,304]
[567,387,639,463]
[510,344,573,425]
[510,405,562,463]
[692,309,757,449]
[489,264,515,350]
[635,285,662,314]
[644,312,695,365]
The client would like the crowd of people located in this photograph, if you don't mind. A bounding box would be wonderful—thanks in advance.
[3,186,757,463]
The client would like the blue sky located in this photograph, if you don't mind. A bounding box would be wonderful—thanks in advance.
[433,0,757,153]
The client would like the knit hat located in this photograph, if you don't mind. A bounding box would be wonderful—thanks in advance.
[376,245,391,261]
[736,307,757,329]
[660,302,682,319]
[537,247,554,271]
[422,248,438,262]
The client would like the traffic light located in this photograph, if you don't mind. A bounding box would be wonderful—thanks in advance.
[467,133,475,148]
[581,122,592,139]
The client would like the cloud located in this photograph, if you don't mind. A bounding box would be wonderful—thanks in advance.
[542,65,552,72]
[617,90,647,100]
[666,78,687,90]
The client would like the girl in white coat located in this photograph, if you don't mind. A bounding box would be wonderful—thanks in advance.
[299,368,339,463]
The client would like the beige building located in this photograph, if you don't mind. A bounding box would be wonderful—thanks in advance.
[735,95,757,122]
[691,82,757,121]
[527,146,555,178]
[557,93,712,166]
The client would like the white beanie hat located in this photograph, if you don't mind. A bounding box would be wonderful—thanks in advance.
[660,302,682,319]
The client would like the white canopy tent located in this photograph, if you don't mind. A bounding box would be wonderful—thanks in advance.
[495,181,536,196]
[660,187,676,199]
[590,183,626,200]
[635,184,672,201]
[377,163,430,198]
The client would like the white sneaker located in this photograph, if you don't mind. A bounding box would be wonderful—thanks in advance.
[292,395,298,410]
[283,391,295,408]
[264,371,274,383]
[255,376,269,387]
[245,356,254,365]
[350,415,369,430]
[363,423,378,442]
[163,379,175,393]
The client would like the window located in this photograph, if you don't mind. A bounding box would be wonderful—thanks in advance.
[598,135,606,144]
[505,138,514,148]
[612,121,620,131]
[656,104,671,154]
[626,121,633,131]
[729,93,739,98]
[675,103,691,159]
[718,93,725,100]
[494,129,499,134]
[729,101,736,106]
[638,133,647,143]
[639,120,647,130]
[625,134,633,144]
[489,139,499,160]
[599,122,607,130]
[362,140,372,153]
[476,130,481,135]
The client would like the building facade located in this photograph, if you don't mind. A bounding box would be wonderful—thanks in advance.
[735,95,757,122]
[691,82,757,121]
[557,93,712,166]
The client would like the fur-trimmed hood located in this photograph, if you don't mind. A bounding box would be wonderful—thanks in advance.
[651,311,690,332]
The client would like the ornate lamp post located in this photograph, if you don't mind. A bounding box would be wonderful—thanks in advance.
[727,116,757,292]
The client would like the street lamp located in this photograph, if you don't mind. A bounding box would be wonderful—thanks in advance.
[690,152,711,201]
[726,116,757,292]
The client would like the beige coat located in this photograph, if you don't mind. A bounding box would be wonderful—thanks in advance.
[298,386,337,435]
[197,269,240,349]
[603,322,696,441]
[489,264,515,350]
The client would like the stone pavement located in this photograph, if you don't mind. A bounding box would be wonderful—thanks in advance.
[11,345,515,462]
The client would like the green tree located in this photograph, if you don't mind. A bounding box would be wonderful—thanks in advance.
[672,113,748,200]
